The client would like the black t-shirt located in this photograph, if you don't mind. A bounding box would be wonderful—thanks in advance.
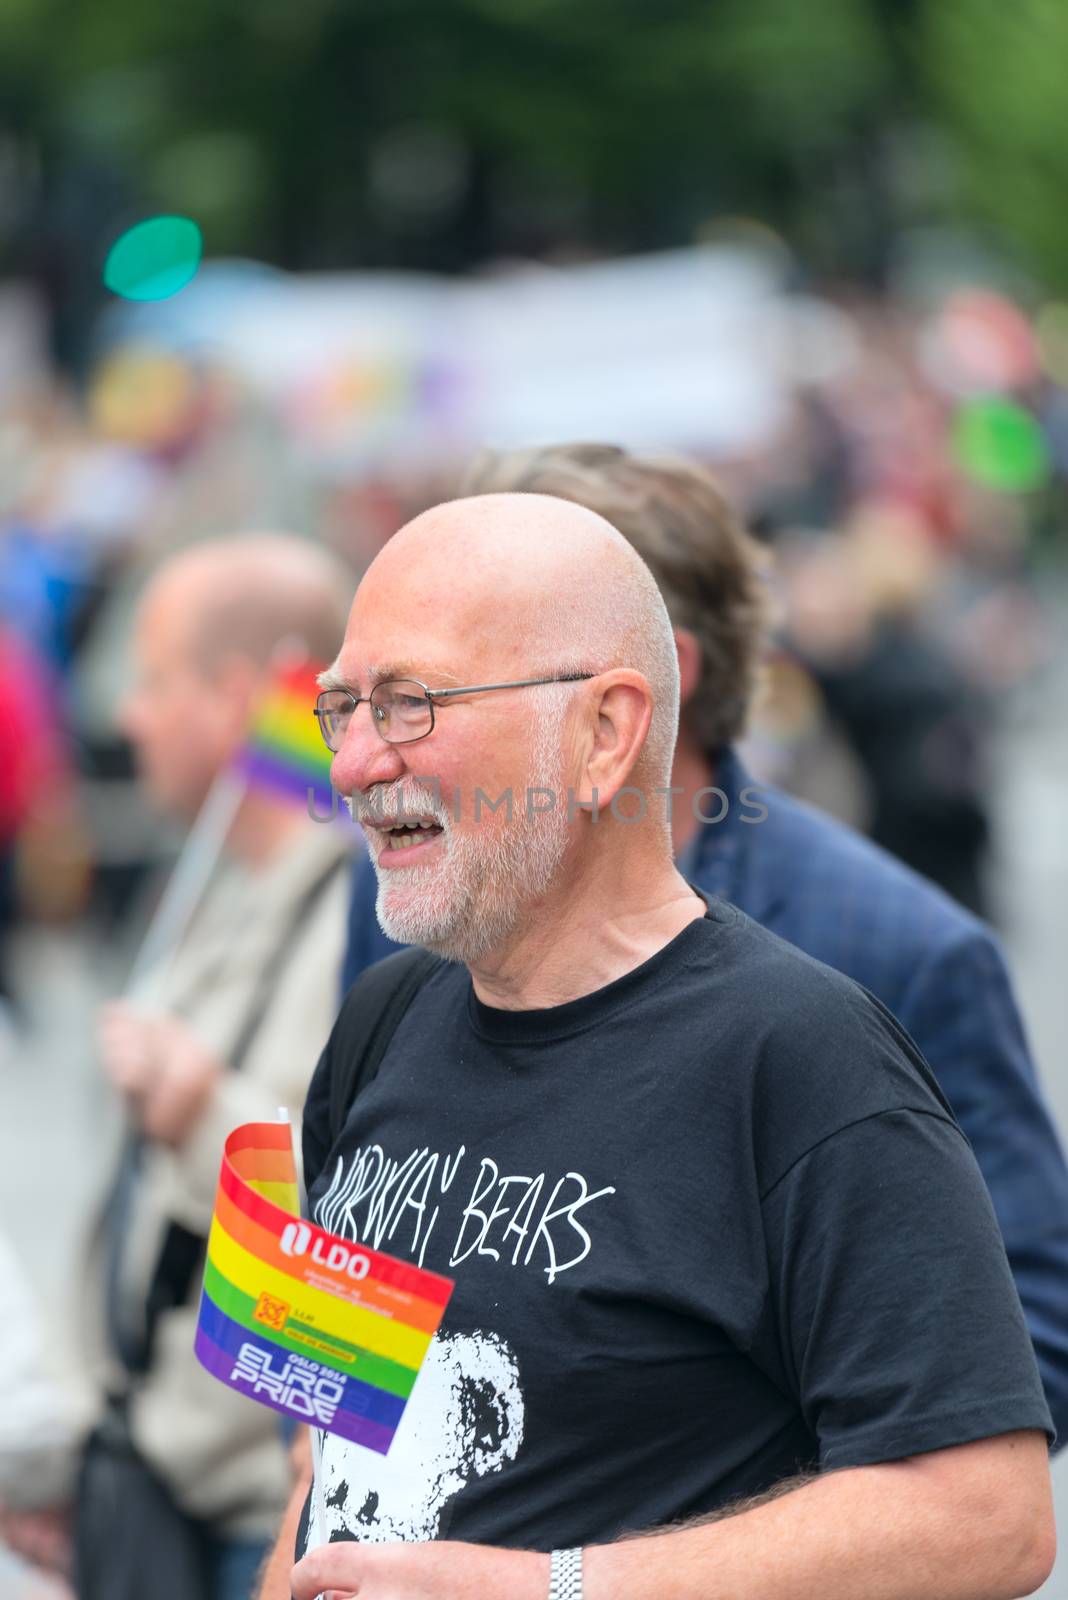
[299,899,1052,1553]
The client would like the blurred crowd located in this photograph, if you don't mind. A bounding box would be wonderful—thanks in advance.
[1,268,1067,1597]
[1,278,1065,978]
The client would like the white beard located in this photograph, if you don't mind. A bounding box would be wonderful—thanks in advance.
[360,705,572,965]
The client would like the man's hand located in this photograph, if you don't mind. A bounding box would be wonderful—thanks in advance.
[0,1505,73,1578]
[98,1002,223,1147]
[291,1540,548,1600]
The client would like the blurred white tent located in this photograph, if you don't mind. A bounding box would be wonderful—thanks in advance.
[95,244,846,472]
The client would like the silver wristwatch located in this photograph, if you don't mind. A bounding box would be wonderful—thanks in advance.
[549,1547,583,1600]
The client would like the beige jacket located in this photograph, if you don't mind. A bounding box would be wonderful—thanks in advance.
[97,821,353,1539]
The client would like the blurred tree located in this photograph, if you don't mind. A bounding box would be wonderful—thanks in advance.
[4,0,1063,361]
[3,0,895,258]
[920,0,1068,292]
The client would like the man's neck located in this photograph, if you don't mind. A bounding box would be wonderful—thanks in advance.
[467,839,706,1013]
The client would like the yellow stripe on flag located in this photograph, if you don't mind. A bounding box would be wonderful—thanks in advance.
[246,1179,300,1211]
[206,1215,431,1371]
[252,699,328,761]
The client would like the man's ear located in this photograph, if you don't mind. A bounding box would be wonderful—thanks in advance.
[571,670,653,813]
[210,652,263,747]
[675,628,701,710]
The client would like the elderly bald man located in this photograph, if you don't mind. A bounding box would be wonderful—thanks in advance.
[79,536,354,1600]
[275,496,1052,1600]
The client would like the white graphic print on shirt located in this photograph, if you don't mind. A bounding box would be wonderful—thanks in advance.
[310,1328,525,1546]
[315,1141,617,1280]
[307,1141,616,1545]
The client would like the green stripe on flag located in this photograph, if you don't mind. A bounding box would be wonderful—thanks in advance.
[201,1255,418,1399]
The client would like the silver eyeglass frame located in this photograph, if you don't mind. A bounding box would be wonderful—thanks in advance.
[313,673,595,750]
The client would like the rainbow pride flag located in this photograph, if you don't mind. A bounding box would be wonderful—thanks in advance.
[195,1123,454,1454]
[236,659,335,812]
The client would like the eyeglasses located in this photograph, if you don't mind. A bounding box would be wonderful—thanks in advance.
[313,674,595,751]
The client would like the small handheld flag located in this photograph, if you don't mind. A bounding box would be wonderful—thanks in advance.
[195,1122,454,1454]
[236,659,336,813]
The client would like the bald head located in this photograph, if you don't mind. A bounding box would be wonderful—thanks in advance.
[145,534,351,673]
[357,494,679,784]
[330,496,682,962]
[125,533,351,819]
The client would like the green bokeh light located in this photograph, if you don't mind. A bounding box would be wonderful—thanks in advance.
[951,398,1050,493]
[103,215,203,302]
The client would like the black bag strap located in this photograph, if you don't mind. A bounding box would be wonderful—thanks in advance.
[328,947,442,1144]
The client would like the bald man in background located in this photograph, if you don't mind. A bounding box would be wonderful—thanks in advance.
[65,537,353,1600]
[269,494,1051,1600]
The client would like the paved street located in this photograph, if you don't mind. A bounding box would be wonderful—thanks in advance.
[2,633,1067,1596]
[988,635,1068,1597]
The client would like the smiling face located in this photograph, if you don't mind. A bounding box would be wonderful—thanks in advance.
[325,496,613,964]
[351,688,575,962]
[327,555,583,962]
[325,492,680,966]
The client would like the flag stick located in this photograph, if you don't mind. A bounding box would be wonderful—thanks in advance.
[277,1108,330,1568]
[124,637,319,999]
[125,765,248,995]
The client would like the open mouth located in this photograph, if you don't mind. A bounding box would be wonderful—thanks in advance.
[379,819,445,852]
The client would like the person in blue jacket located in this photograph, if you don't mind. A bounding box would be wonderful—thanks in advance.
[339,441,1068,1448]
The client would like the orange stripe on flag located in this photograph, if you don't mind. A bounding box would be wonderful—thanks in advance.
[229,1147,298,1184]
[206,1213,431,1369]
[212,1185,444,1333]
[217,1155,453,1307]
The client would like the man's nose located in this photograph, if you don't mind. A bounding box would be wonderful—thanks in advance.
[329,705,405,797]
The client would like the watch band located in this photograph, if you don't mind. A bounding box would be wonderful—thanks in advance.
[549,1547,583,1599]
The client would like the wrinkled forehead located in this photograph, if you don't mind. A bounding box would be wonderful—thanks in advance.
[335,552,540,689]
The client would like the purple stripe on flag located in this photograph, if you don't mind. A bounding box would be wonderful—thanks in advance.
[194,1322,398,1454]
[197,1290,405,1430]
[238,749,336,809]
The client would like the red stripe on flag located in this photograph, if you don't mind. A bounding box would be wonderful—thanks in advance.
[217,1155,453,1307]
[225,1123,295,1157]
[211,1185,446,1332]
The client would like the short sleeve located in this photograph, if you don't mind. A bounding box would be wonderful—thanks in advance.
[300,1030,337,1200]
[303,953,376,1196]
[758,1107,1054,1468]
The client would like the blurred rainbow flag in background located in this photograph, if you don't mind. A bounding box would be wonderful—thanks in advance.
[195,1123,454,1454]
[236,659,335,811]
